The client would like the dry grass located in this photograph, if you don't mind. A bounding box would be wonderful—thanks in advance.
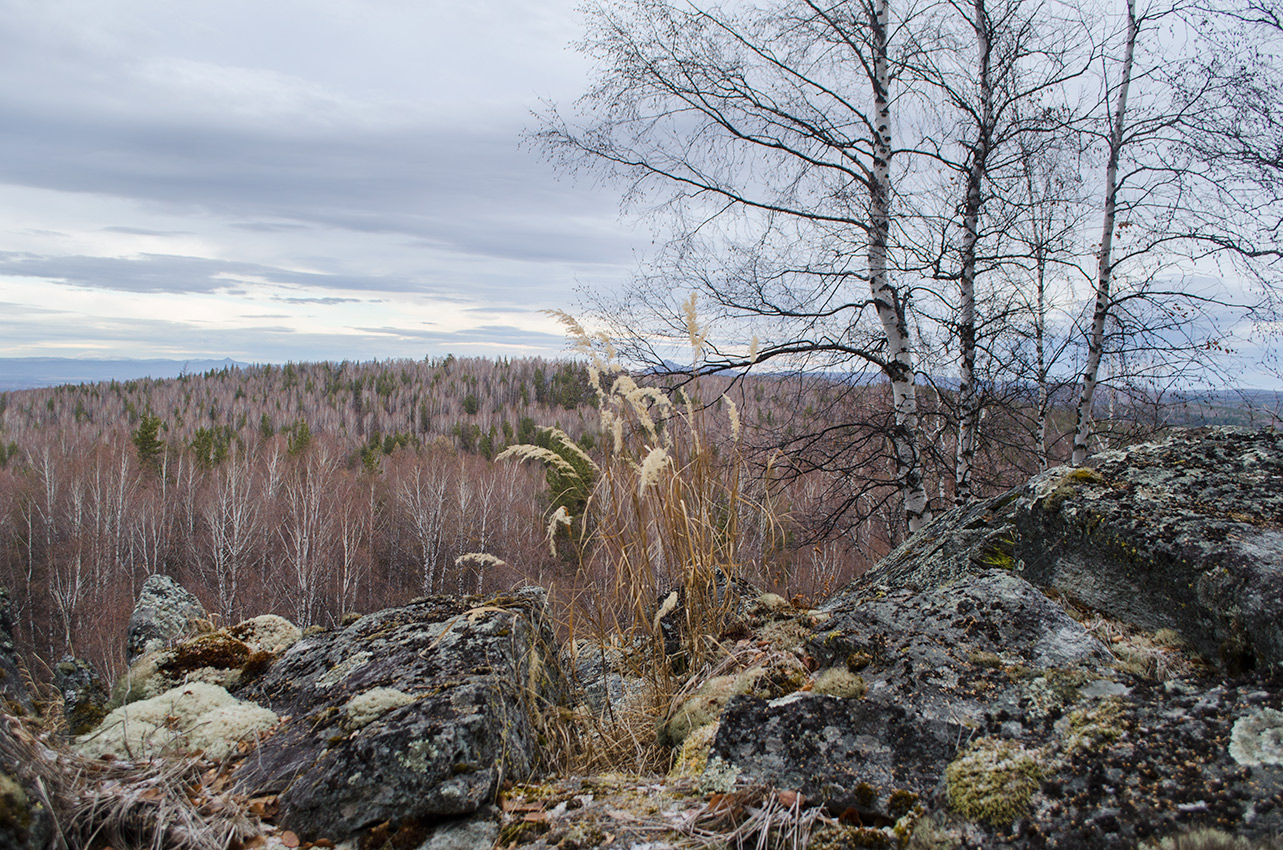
[0,714,265,850]
[501,308,795,772]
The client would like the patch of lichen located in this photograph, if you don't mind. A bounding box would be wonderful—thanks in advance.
[975,533,1016,570]
[945,737,1043,827]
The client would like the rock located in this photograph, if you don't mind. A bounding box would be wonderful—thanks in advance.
[77,681,279,761]
[0,719,53,850]
[561,638,645,716]
[862,427,1283,675]
[126,574,206,664]
[0,589,31,716]
[53,655,108,736]
[232,587,565,842]
[709,569,1115,827]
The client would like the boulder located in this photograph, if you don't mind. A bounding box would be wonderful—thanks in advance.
[692,429,1283,848]
[126,574,205,664]
[862,427,1283,675]
[0,589,31,716]
[53,655,108,736]
[0,719,53,850]
[232,587,565,842]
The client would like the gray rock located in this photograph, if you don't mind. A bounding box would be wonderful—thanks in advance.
[126,575,205,664]
[562,639,646,716]
[0,589,32,716]
[53,655,108,736]
[858,427,1283,675]
[233,587,565,842]
[712,692,960,819]
[0,719,53,850]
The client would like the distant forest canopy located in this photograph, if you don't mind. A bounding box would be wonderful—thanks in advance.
[0,353,1275,681]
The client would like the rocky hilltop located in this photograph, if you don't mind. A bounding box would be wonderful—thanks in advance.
[1,427,1280,850]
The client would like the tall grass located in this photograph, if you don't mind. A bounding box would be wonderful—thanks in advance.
[500,306,788,771]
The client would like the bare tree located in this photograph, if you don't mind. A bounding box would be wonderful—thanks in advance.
[539,0,935,533]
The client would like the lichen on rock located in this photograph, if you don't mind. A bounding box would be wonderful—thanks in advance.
[77,681,278,761]
[1228,707,1283,766]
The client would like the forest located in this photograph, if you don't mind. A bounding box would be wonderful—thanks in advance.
[0,336,1271,685]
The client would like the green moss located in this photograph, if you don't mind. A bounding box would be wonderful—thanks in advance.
[945,738,1043,827]
[807,824,894,849]
[853,782,877,809]
[887,789,919,819]
[1062,698,1127,755]
[1065,467,1104,484]
[0,772,31,839]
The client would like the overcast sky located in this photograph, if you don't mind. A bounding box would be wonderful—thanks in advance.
[0,0,639,363]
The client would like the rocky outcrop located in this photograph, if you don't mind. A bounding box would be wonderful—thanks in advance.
[863,427,1283,675]
[232,587,565,842]
[0,719,52,850]
[53,656,108,736]
[43,428,1283,849]
[0,590,31,716]
[125,574,206,664]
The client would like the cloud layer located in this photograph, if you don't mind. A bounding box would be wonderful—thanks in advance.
[0,0,633,361]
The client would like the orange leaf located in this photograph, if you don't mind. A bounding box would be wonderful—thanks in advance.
[138,787,164,802]
[280,830,301,848]
[776,790,805,808]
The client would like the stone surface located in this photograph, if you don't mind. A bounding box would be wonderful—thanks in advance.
[0,589,31,716]
[126,574,206,664]
[53,655,108,736]
[861,428,1283,675]
[233,587,565,842]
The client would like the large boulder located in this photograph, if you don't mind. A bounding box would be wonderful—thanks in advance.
[126,574,205,664]
[862,427,1283,675]
[694,429,1283,848]
[232,587,565,842]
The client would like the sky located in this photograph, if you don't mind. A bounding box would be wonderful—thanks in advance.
[0,0,639,363]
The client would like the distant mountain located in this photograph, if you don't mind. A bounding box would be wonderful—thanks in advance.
[0,357,250,390]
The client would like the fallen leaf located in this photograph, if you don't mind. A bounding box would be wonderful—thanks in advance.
[280,830,300,848]
[776,790,806,808]
[521,812,548,823]
[138,787,164,802]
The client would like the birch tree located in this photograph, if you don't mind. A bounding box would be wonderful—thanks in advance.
[539,0,935,532]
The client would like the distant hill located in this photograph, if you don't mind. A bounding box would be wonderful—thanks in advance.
[0,357,250,390]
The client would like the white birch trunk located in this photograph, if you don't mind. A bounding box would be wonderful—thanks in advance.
[868,0,931,532]
[1073,0,1137,466]
[955,0,995,505]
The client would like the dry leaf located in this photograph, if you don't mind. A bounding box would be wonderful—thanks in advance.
[776,790,805,808]
[280,830,301,848]
[521,812,548,823]
[138,787,164,802]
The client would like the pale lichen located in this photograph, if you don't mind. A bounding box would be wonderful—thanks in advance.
[344,687,415,730]
[1229,707,1283,766]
